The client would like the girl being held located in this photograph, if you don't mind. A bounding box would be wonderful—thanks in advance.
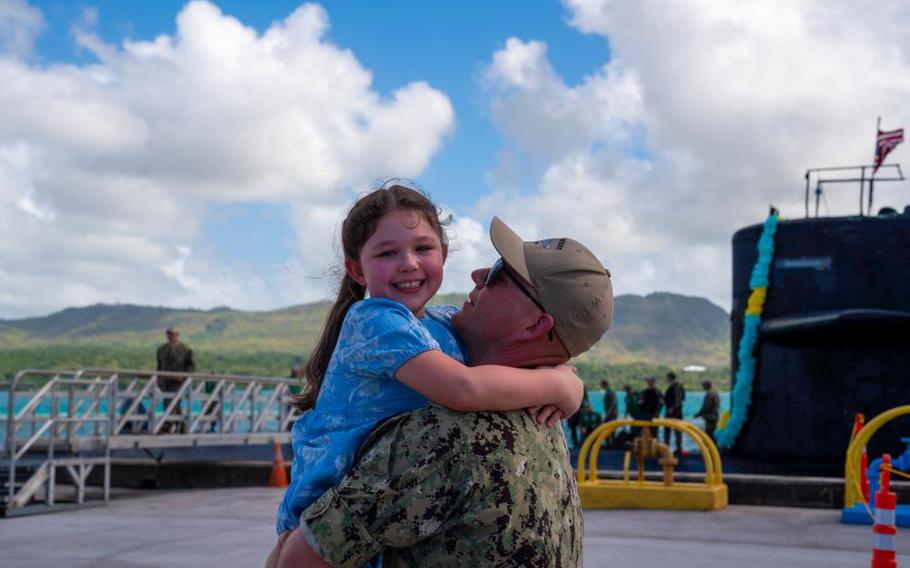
[275,184,582,538]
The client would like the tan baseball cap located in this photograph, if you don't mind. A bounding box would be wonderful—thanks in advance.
[490,216,613,357]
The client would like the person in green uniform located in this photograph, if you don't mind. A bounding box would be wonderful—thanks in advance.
[600,379,618,447]
[695,379,720,442]
[663,371,686,453]
[156,327,195,432]
[623,383,639,419]
[601,379,618,422]
[578,399,603,442]
[157,327,196,376]
[623,383,641,438]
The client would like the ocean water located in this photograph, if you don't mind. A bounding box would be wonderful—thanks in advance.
[0,391,280,450]
[0,391,278,419]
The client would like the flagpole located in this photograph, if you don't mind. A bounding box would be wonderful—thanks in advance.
[870,117,880,214]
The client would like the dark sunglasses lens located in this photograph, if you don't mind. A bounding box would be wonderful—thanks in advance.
[484,259,504,287]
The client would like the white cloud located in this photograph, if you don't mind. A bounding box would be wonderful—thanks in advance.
[0,0,42,57]
[474,0,910,308]
[484,37,644,168]
[0,1,454,317]
[440,213,488,294]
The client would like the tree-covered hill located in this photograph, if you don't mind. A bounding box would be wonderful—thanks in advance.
[578,292,729,367]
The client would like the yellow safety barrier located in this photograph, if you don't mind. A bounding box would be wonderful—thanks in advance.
[576,418,728,511]
[844,405,910,509]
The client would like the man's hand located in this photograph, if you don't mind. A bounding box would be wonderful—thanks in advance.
[527,364,582,427]
[527,405,565,428]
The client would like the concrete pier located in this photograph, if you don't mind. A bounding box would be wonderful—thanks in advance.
[2,487,910,567]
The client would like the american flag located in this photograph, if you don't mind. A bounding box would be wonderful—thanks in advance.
[874,127,904,173]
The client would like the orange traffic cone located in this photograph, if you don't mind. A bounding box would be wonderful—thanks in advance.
[269,443,289,488]
[871,454,897,568]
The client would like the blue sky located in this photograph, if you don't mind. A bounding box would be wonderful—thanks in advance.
[30,0,609,210]
[1,0,908,318]
[23,0,610,271]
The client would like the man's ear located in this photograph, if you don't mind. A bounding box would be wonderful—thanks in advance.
[344,258,367,287]
[521,312,556,342]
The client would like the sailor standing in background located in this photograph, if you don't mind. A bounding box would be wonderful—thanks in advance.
[600,379,618,423]
[566,389,589,449]
[156,327,196,433]
[663,372,685,454]
[600,379,618,447]
[638,376,663,421]
[695,380,720,442]
[157,326,196,379]
[578,400,603,442]
[623,383,640,438]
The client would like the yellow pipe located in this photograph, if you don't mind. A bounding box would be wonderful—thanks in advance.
[844,405,910,508]
[579,419,631,483]
[651,418,723,484]
[576,418,723,487]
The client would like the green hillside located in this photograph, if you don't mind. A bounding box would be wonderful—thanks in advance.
[0,292,731,388]
[579,292,729,367]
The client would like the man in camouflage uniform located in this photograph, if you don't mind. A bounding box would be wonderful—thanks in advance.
[156,327,195,432]
[157,327,196,378]
[269,217,613,567]
[695,380,721,442]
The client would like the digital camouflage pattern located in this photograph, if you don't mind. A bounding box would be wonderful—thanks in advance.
[301,405,582,567]
[156,341,195,391]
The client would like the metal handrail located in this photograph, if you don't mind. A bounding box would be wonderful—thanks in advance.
[188,380,225,433]
[4,368,300,455]
[253,386,285,432]
[78,368,300,384]
[151,377,192,435]
[222,381,257,432]
[14,378,61,423]
[3,368,301,513]
[14,419,55,461]
[112,377,156,435]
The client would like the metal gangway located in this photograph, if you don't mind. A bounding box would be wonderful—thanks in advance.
[1,369,301,516]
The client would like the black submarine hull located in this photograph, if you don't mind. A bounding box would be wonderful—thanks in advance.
[730,214,910,468]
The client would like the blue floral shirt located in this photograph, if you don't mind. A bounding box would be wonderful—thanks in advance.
[276,299,464,533]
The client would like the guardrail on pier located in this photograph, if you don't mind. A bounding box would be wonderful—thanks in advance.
[1,369,301,516]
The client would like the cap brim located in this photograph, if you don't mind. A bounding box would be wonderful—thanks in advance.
[490,217,531,282]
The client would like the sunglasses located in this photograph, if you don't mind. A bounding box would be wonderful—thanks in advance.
[484,258,546,313]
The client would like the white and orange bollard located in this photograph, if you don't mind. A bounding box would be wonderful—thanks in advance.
[872,454,898,568]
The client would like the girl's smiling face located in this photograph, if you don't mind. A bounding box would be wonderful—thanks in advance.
[345,209,446,317]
